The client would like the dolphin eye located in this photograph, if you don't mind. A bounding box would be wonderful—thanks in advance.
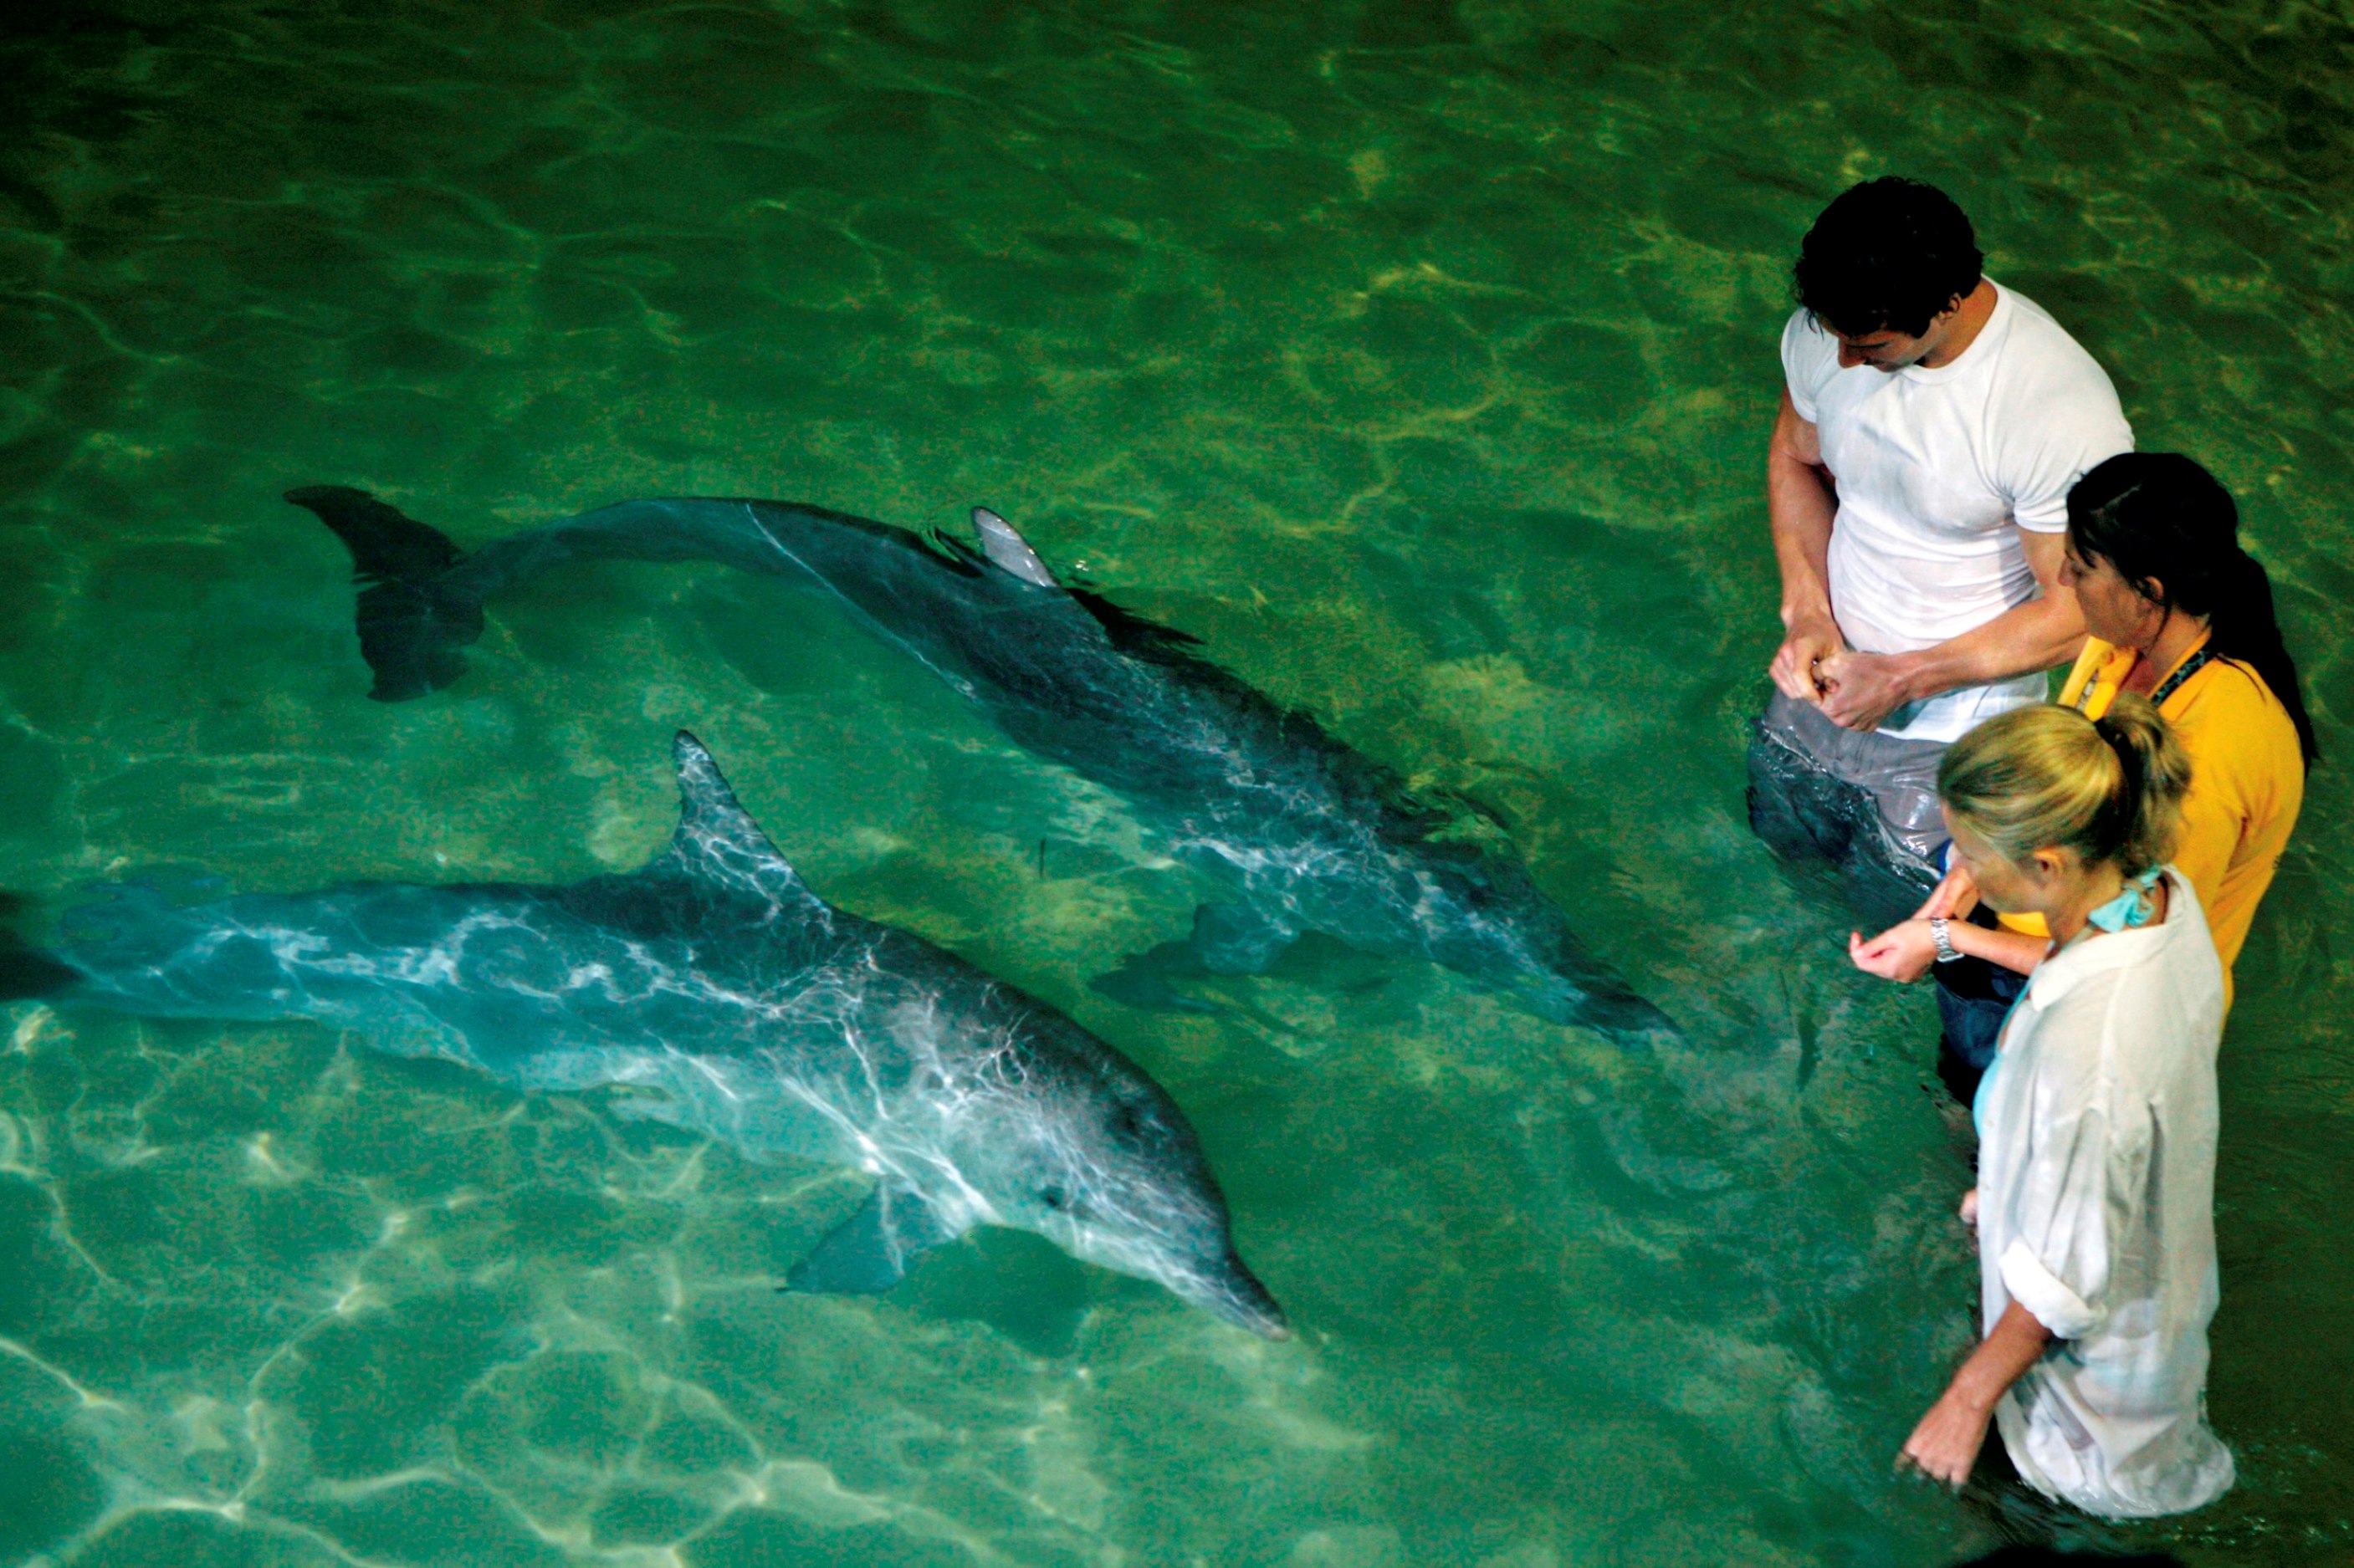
[1040,1185,1068,1211]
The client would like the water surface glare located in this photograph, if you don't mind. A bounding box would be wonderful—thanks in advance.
[3,0,2352,1564]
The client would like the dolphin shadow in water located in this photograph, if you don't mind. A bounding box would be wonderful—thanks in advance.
[286,485,1677,1045]
[3,731,1287,1338]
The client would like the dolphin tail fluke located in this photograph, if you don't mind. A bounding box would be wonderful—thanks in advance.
[284,485,486,702]
[783,1178,960,1295]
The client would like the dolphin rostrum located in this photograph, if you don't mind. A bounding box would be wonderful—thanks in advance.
[3,731,1288,1338]
[286,485,1677,1044]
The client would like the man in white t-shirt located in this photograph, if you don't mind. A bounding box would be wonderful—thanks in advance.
[1749,176,2132,919]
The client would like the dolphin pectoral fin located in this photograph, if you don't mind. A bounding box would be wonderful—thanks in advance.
[0,891,75,1002]
[969,507,1059,588]
[1188,902,1297,975]
[1089,942,1220,1014]
[1568,988,1681,1048]
[0,942,77,1002]
[784,1179,961,1296]
[284,485,485,701]
[1087,906,1297,1013]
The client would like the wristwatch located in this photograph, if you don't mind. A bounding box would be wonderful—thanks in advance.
[1929,916,1964,963]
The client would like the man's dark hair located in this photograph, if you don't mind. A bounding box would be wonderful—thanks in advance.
[1793,176,1984,338]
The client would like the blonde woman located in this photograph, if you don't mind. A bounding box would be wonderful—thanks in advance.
[1895,696,2234,1518]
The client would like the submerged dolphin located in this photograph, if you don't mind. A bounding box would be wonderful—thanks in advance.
[3,732,1287,1338]
[287,485,1676,1043]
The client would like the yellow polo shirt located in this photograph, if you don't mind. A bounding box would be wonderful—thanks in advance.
[1993,636,2304,1009]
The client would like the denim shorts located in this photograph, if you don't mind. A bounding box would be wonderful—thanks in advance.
[1747,690,1947,927]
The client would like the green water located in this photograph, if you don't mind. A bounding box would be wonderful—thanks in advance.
[3,0,2351,1562]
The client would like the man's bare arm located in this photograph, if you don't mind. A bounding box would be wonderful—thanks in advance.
[1815,529,2085,731]
[1767,386,1842,702]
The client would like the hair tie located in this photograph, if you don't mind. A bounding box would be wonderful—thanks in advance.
[2090,713,2143,852]
[2091,713,2141,779]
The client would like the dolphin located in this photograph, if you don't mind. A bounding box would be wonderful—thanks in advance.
[285,485,1676,1044]
[2,731,1288,1338]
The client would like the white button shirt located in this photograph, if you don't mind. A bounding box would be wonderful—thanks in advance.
[1976,866,2235,1517]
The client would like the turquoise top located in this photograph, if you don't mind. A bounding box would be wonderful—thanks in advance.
[2088,866,2165,933]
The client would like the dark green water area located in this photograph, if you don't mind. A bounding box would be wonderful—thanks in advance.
[3,0,2351,1562]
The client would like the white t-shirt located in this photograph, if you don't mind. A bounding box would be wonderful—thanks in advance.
[1976,867,2235,1519]
[1781,283,2132,743]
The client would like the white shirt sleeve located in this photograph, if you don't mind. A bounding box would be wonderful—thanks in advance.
[1779,309,1837,425]
[1994,1009,2154,1341]
[1996,366,2134,534]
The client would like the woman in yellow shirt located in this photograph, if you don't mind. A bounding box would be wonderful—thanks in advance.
[1850,452,2317,1095]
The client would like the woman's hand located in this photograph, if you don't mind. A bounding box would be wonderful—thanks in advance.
[1896,1302,2051,1492]
[1849,920,1938,983]
[1958,1188,1978,1228]
[1918,865,1980,922]
[1896,1384,1995,1490]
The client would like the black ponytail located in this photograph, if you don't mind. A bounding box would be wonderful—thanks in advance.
[2067,452,2319,766]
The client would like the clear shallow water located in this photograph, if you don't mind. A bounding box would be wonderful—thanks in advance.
[3,0,2351,1562]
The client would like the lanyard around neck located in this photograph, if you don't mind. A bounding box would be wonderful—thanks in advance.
[2076,646,2212,713]
[2149,646,2213,707]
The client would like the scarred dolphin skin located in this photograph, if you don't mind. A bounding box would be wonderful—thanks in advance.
[8,731,1287,1337]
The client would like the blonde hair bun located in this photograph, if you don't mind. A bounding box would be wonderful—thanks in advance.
[1936,692,2192,875]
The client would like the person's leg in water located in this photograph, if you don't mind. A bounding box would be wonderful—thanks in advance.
[1932,911,2030,1104]
[1753,692,2009,1097]
[1847,728,1947,925]
[1748,699,1858,867]
[1748,692,1943,928]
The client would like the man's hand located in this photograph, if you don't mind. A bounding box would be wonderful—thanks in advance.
[1766,389,1841,705]
[1896,1382,1996,1489]
[1814,648,1920,730]
[1849,921,1937,983]
[1769,615,1843,702]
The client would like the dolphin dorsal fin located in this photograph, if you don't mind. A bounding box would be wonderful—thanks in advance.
[783,1177,962,1295]
[657,731,820,907]
[970,507,1058,589]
